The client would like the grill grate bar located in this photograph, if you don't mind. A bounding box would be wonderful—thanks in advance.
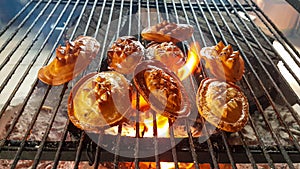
[74,132,86,169]
[243,74,297,167]
[137,0,141,40]
[53,119,71,168]
[197,0,281,167]
[0,0,42,54]
[184,1,220,168]
[67,0,106,168]
[221,132,238,169]
[168,119,179,169]
[205,0,298,167]
[0,0,56,94]
[152,111,161,169]
[4,1,56,72]
[0,0,33,37]
[93,135,103,169]
[184,0,242,168]
[115,0,125,38]
[176,2,203,167]
[227,0,300,127]
[237,59,276,168]
[113,125,122,169]
[217,0,300,150]
[246,0,300,68]
[238,131,259,169]
[83,0,98,36]
[127,0,133,35]
[31,84,68,168]
[148,3,162,168]
[10,86,52,168]
[38,0,89,168]
[0,0,75,120]
[234,0,300,86]
[0,0,75,148]
[93,0,106,39]
[245,96,276,168]
[34,0,255,12]
[96,0,116,73]
[179,1,229,168]
[166,0,198,169]
[155,0,161,23]
[0,0,299,167]
[188,1,223,168]
[185,119,200,169]
[91,0,132,167]
[34,0,83,167]
[113,2,129,167]
[134,92,140,169]
[223,0,300,151]
[187,0,207,47]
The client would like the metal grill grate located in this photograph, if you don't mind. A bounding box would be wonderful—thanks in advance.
[0,0,300,168]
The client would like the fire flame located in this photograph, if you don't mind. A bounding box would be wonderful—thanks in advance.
[121,162,232,169]
[106,43,201,137]
[177,42,201,81]
[143,113,169,137]
[131,94,150,112]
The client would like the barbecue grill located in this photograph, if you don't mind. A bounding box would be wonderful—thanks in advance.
[0,0,300,168]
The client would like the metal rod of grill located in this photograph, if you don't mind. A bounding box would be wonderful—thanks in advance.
[5,0,81,167]
[234,1,300,87]
[247,0,300,68]
[0,1,42,54]
[31,84,68,168]
[0,0,74,119]
[201,0,298,167]
[218,0,300,151]
[0,0,33,37]
[9,85,51,168]
[222,0,300,128]
[0,0,70,146]
[0,0,300,168]
[220,0,300,150]
[0,0,54,93]
[90,1,109,168]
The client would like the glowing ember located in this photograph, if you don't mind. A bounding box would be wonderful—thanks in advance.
[177,42,201,81]
[104,111,172,137]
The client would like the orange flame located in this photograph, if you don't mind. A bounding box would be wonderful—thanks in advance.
[131,94,150,112]
[121,162,232,169]
[143,114,169,137]
[160,162,194,169]
[177,42,201,81]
